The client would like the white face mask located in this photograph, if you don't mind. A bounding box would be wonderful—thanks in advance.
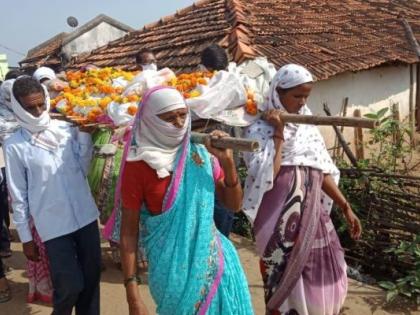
[141,63,158,71]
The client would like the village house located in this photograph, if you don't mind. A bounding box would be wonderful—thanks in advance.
[70,0,420,152]
[19,14,134,73]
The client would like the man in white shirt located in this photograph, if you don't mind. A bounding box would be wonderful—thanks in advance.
[4,77,100,315]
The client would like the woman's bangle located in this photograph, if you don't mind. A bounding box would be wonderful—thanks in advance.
[124,274,141,287]
[224,177,240,188]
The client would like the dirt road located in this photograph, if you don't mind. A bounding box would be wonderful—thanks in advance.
[0,232,418,314]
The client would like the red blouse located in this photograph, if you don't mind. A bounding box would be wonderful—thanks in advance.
[121,159,224,215]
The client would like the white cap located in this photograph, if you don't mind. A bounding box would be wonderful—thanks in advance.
[33,67,56,82]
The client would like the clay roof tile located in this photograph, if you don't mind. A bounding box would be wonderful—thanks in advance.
[69,0,420,80]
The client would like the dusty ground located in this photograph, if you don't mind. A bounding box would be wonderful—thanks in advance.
[0,231,418,315]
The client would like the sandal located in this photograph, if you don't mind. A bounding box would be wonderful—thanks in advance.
[0,287,11,303]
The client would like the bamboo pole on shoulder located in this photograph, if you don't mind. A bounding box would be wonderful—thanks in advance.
[51,111,378,153]
[191,132,259,152]
[280,113,378,129]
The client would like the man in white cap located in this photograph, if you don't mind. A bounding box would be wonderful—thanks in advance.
[32,66,68,98]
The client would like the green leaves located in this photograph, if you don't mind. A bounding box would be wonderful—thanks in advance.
[377,107,389,119]
[363,107,389,120]
[364,113,379,120]
[386,289,399,302]
[378,238,420,303]
[361,106,412,172]
[379,281,397,290]
[337,106,417,304]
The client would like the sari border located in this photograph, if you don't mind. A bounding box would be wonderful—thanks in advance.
[161,131,189,212]
[197,235,225,315]
[103,86,169,240]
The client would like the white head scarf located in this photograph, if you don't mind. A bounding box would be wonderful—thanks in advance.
[10,79,51,134]
[127,87,189,178]
[33,67,56,83]
[0,79,19,143]
[243,64,339,222]
[269,63,313,91]
[0,79,15,110]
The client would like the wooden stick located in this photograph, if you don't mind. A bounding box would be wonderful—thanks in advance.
[400,17,420,58]
[50,112,68,120]
[191,132,259,152]
[339,98,349,160]
[392,103,401,146]
[401,17,419,146]
[409,65,416,147]
[353,109,364,160]
[323,103,358,167]
[333,98,348,161]
[340,98,349,133]
[53,111,377,129]
[281,113,377,129]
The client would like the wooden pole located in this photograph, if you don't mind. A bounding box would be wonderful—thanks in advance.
[339,98,349,160]
[50,113,259,151]
[409,65,416,147]
[400,18,420,58]
[323,103,358,167]
[335,97,349,160]
[392,103,401,146]
[191,132,259,152]
[400,17,420,147]
[353,109,364,160]
[340,98,349,133]
[280,113,377,129]
[52,112,378,129]
[416,64,420,132]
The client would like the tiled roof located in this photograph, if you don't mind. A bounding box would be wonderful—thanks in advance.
[242,0,420,79]
[20,14,134,70]
[70,0,231,72]
[70,0,420,80]
[20,32,68,69]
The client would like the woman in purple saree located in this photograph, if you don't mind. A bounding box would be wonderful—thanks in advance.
[243,64,362,315]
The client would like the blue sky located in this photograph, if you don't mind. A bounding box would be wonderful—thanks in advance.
[0,0,195,66]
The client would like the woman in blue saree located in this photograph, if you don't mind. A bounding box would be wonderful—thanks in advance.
[119,86,254,315]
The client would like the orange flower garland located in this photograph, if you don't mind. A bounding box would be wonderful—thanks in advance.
[51,67,258,124]
[167,71,214,98]
[51,68,141,123]
[245,90,258,115]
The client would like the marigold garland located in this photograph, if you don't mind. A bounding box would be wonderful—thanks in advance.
[51,67,258,125]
